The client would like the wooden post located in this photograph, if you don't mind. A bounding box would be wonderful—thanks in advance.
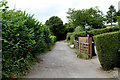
[90,37,92,58]
[79,37,81,52]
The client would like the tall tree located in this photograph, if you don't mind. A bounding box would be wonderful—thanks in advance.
[45,16,64,40]
[116,10,120,16]
[67,7,105,30]
[106,5,117,27]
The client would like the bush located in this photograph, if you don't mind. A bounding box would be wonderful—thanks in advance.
[2,8,55,78]
[69,27,119,44]
[88,27,119,37]
[75,49,89,60]
[70,32,86,44]
[66,32,73,41]
[74,26,82,32]
[117,16,120,29]
[50,35,56,44]
[94,31,120,70]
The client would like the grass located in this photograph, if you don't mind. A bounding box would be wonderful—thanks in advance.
[75,49,89,60]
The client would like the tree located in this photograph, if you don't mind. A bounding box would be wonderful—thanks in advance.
[67,7,105,30]
[64,22,74,32]
[116,10,120,16]
[45,16,64,40]
[106,5,117,27]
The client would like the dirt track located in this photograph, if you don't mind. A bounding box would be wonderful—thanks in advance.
[23,41,115,78]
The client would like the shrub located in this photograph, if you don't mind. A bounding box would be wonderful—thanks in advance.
[66,32,73,41]
[75,49,89,60]
[87,26,93,31]
[2,8,55,78]
[69,27,119,44]
[88,27,119,37]
[94,31,120,70]
[50,35,56,44]
[117,16,120,29]
[74,26,82,32]
[70,31,86,44]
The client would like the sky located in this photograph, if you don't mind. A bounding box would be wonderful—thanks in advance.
[7,0,120,24]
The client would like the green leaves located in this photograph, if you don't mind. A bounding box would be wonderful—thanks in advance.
[93,31,120,70]
[67,7,105,29]
[45,16,64,40]
[106,5,117,26]
[2,6,55,78]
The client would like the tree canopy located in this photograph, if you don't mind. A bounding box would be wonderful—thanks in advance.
[45,16,65,40]
[106,5,117,26]
[67,7,105,30]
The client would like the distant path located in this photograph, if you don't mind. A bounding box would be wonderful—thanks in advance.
[23,41,112,78]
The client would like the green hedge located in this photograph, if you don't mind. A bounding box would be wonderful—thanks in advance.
[118,16,120,28]
[94,31,120,70]
[69,27,119,44]
[88,26,119,36]
[66,32,73,41]
[50,35,56,44]
[70,32,86,44]
[2,8,56,78]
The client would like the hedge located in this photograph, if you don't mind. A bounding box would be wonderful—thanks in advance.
[69,27,119,44]
[70,31,86,44]
[94,31,120,70]
[66,32,73,41]
[118,16,120,29]
[2,8,56,78]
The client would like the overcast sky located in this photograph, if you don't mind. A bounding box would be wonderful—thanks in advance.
[7,0,120,24]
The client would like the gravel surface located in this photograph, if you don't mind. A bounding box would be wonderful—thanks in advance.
[23,41,117,78]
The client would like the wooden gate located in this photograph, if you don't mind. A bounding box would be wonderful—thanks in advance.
[79,37,92,58]
[74,40,79,49]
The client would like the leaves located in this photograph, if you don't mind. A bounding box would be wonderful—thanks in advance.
[106,5,117,26]
[2,1,55,78]
[67,7,105,29]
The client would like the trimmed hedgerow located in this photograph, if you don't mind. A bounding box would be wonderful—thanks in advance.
[70,31,86,44]
[69,27,119,44]
[94,31,120,70]
[88,26,119,37]
[118,16,120,29]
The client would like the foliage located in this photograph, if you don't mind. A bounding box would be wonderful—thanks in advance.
[106,5,117,27]
[69,27,119,44]
[66,32,73,41]
[88,26,119,36]
[117,16,120,29]
[87,26,93,31]
[50,35,56,44]
[94,31,120,70]
[74,26,82,32]
[67,7,105,30]
[75,49,89,60]
[45,16,65,40]
[70,31,86,44]
[64,23,74,32]
[116,10,120,16]
[1,1,56,78]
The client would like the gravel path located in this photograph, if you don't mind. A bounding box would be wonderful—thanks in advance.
[23,41,115,78]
